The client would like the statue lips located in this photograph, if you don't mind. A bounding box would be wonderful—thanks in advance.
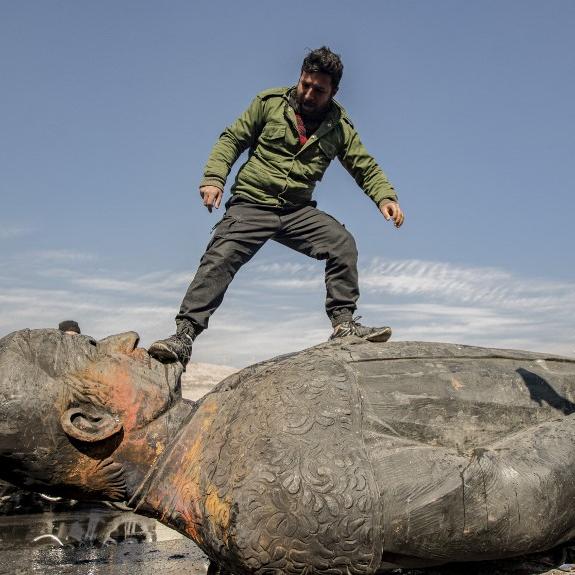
[2,328,575,573]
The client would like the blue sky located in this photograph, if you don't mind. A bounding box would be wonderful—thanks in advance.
[1,0,574,366]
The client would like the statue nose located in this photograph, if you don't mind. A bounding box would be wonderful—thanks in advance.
[97,332,140,355]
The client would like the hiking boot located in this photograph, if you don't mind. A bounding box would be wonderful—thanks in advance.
[329,316,392,343]
[148,320,198,365]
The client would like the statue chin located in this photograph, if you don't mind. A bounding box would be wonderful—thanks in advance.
[2,327,575,573]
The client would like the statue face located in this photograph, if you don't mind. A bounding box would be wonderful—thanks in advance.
[0,329,184,500]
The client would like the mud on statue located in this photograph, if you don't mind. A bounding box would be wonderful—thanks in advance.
[149,47,405,366]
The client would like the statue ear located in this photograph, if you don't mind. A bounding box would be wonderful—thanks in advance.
[60,405,122,443]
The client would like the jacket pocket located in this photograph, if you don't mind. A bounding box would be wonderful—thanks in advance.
[255,123,287,164]
[259,123,286,142]
[318,139,338,160]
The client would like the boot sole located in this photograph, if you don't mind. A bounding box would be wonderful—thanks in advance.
[329,328,392,343]
[365,328,392,343]
[148,342,179,362]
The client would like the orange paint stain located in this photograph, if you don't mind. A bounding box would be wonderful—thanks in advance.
[205,486,232,543]
[451,376,464,391]
[138,397,225,548]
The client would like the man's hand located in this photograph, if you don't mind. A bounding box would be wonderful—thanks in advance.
[199,186,223,213]
[379,200,404,228]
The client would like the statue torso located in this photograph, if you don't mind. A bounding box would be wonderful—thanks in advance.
[147,340,575,573]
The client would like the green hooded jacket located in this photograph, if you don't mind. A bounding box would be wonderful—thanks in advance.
[200,86,397,208]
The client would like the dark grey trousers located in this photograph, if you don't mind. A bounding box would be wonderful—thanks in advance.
[177,196,359,331]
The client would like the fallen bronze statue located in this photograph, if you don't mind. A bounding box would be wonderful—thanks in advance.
[1,328,575,573]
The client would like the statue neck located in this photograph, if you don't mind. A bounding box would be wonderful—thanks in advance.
[115,399,195,507]
[127,394,222,545]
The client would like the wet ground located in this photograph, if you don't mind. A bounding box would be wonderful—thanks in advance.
[1,537,208,575]
[0,503,210,574]
[1,504,574,575]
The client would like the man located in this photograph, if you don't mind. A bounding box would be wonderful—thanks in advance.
[149,47,404,366]
[58,320,81,335]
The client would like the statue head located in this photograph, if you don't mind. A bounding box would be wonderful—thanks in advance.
[0,329,185,502]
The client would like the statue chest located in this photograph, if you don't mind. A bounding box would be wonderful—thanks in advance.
[192,350,384,574]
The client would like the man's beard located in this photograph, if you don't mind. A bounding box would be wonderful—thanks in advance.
[294,93,329,120]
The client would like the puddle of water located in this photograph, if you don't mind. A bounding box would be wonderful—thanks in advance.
[0,507,182,549]
[0,481,182,550]
[0,538,210,575]
[0,505,209,575]
[0,484,210,573]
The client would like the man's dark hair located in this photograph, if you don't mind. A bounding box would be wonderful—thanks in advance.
[58,320,81,334]
[301,46,343,90]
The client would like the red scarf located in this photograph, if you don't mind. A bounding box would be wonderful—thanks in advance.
[295,112,308,145]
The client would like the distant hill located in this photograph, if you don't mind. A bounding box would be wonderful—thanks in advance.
[181,362,238,400]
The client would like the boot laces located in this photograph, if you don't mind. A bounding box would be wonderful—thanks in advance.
[335,316,365,336]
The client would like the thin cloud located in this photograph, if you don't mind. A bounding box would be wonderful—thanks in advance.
[0,224,35,239]
[248,257,575,315]
[0,255,572,366]
[29,250,96,263]
[71,271,193,299]
[236,257,575,359]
